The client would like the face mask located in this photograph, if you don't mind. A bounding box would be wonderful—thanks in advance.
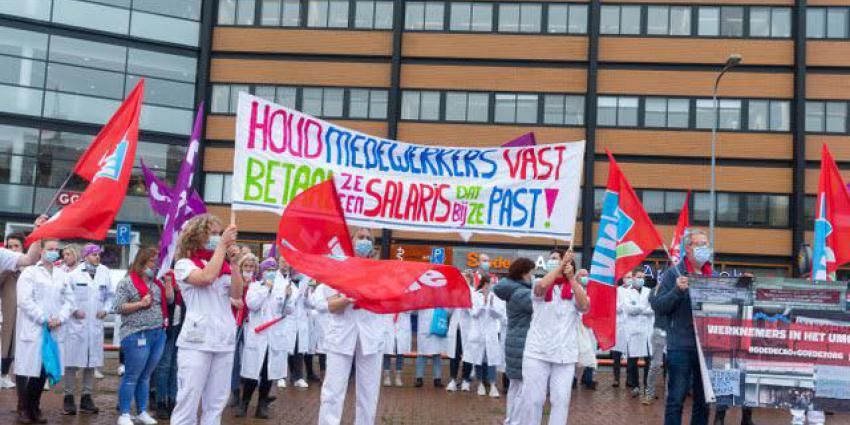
[43,250,60,263]
[264,271,277,283]
[579,276,588,286]
[624,278,634,287]
[633,278,645,288]
[205,235,221,251]
[354,239,373,257]
[242,271,254,280]
[546,259,560,271]
[144,267,156,278]
[693,246,712,265]
[480,261,490,272]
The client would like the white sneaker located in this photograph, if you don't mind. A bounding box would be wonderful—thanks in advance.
[0,375,15,389]
[394,374,404,387]
[294,378,308,389]
[43,381,49,391]
[117,365,125,376]
[277,379,287,388]
[446,379,457,392]
[117,413,134,425]
[383,371,392,387]
[135,411,158,425]
[94,369,105,379]
[477,383,486,396]
[460,380,471,392]
[489,384,500,398]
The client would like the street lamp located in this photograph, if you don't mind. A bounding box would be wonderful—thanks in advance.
[709,53,742,269]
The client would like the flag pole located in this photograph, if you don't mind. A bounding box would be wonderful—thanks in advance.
[41,172,74,216]
[660,242,681,278]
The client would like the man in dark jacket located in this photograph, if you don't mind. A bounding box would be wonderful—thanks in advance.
[650,229,713,425]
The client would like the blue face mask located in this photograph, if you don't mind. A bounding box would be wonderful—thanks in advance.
[205,235,221,251]
[354,239,373,257]
[43,250,59,263]
[633,278,645,288]
[480,261,490,272]
[264,271,277,283]
[693,246,712,265]
[579,276,589,286]
[144,267,156,278]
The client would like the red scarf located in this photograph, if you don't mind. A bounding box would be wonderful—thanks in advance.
[233,280,250,326]
[129,271,169,327]
[190,250,232,277]
[685,259,713,277]
[544,277,574,302]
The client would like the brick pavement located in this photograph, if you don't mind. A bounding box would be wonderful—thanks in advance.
[0,359,845,424]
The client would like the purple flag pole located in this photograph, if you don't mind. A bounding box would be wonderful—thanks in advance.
[157,103,204,278]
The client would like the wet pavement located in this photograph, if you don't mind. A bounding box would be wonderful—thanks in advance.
[0,358,844,424]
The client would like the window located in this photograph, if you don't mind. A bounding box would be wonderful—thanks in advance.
[749,7,791,38]
[806,101,848,133]
[693,192,788,228]
[543,94,584,125]
[445,92,489,122]
[307,0,350,28]
[302,87,344,117]
[698,7,719,36]
[647,6,691,36]
[498,3,542,33]
[405,1,444,30]
[204,173,233,204]
[597,96,638,127]
[401,90,440,120]
[547,4,588,34]
[720,7,744,37]
[640,190,687,222]
[355,1,394,29]
[808,9,826,39]
[494,93,538,124]
[348,89,388,119]
[600,5,641,35]
[450,2,493,32]
[827,8,849,38]
[218,0,256,25]
[261,0,301,26]
[644,98,689,128]
[696,99,741,130]
[748,100,790,131]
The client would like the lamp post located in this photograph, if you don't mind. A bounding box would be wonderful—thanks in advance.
[709,53,742,269]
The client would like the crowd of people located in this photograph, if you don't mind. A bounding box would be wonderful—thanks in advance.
[0,215,835,425]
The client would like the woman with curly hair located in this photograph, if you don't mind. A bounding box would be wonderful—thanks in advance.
[169,214,242,425]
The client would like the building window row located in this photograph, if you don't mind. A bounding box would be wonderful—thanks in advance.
[0,26,197,135]
[806,101,849,134]
[807,7,850,39]
[601,5,791,38]
[0,0,202,47]
[405,1,588,34]
[597,95,791,132]
[204,173,234,204]
[210,83,389,120]
[594,188,790,229]
[219,0,395,29]
[401,90,585,126]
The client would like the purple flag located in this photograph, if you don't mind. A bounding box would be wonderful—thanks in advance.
[141,161,206,219]
[157,104,204,278]
[501,132,536,147]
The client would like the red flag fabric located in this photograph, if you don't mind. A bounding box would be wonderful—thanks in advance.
[583,149,664,350]
[812,144,850,281]
[670,190,690,264]
[27,81,144,244]
[276,179,471,313]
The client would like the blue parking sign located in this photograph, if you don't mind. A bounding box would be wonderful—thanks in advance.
[431,247,445,264]
[116,223,132,246]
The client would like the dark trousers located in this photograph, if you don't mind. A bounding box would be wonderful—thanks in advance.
[241,351,272,404]
[664,350,708,425]
[231,326,244,392]
[287,336,304,381]
[2,322,14,375]
[611,350,623,383]
[627,356,650,388]
[154,324,181,404]
[581,367,594,387]
[17,368,47,420]
[448,330,472,382]
[318,353,326,373]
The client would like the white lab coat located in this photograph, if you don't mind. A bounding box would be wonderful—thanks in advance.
[273,273,309,354]
[174,258,237,353]
[14,262,74,377]
[524,285,583,364]
[383,312,412,355]
[62,263,111,368]
[465,290,506,367]
[294,277,315,354]
[446,297,473,359]
[616,286,653,358]
[416,309,448,356]
[307,284,329,354]
[241,278,291,381]
[317,284,386,356]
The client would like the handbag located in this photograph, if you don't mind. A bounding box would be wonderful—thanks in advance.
[577,321,598,369]
[429,308,449,337]
[42,323,63,386]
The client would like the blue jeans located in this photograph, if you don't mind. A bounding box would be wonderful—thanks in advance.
[119,328,165,415]
[382,354,404,372]
[415,355,442,380]
[230,326,244,392]
[475,363,496,384]
[154,324,180,404]
[665,349,708,425]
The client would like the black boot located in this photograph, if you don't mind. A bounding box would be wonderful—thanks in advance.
[234,397,249,418]
[741,407,755,425]
[433,378,443,388]
[30,409,47,424]
[228,390,240,408]
[16,410,32,424]
[255,398,270,419]
[714,410,726,425]
[155,401,169,420]
[415,378,423,388]
[79,394,99,414]
[62,395,76,415]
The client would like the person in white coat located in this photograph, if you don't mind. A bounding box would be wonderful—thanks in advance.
[618,268,653,398]
[415,307,447,388]
[382,311,411,387]
[524,251,589,425]
[317,228,386,425]
[307,282,328,378]
[238,255,290,419]
[170,214,243,425]
[466,275,506,398]
[61,244,111,416]
[15,239,74,424]
[445,271,474,392]
[280,260,313,390]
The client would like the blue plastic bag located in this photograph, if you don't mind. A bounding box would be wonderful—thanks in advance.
[42,323,62,386]
[429,308,449,337]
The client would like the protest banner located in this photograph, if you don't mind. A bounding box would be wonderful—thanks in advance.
[232,92,585,240]
[689,277,850,412]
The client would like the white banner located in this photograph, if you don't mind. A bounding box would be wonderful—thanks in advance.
[232,92,585,240]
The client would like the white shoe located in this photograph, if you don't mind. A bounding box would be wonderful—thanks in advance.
[294,378,308,389]
[117,413,134,425]
[446,379,457,392]
[394,374,404,387]
[43,381,49,391]
[277,379,287,388]
[383,371,392,387]
[489,384,500,398]
[0,375,15,389]
[460,380,471,392]
[117,365,125,376]
[135,411,158,425]
[477,383,486,396]
[94,369,105,379]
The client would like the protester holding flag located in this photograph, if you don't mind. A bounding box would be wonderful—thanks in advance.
[466,274,506,398]
[382,311,411,387]
[0,232,28,390]
[650,229,713,425]
[15,239,73,424]
[445,271,474,393]
[317,228,386,425]
[2,217,48,275]
[113,247,172,425]
[170,214,241,425]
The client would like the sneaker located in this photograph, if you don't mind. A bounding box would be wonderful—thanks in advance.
[460,380,471,392]
[117,413,134,425]
[446,379,457,392]
[277,379,287,388]
[489,384,500,398]
[94,370,105,379]
[0,375,16,389]
[383,372,392,387]
[394,374,403,387]
[43,381,49,391]
[433,378,443,388]
[293,379,308,389]
[641,395,655,405]
[117,365,125,376]
[631,387,641,398]
[477,383,486,396]
[135,411,158,425]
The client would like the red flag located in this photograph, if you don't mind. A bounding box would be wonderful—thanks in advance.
[670,190,690,264]
[27,81,144,244]
[276,180,471,313]
[583,149,664,350]
[812,144,850,281]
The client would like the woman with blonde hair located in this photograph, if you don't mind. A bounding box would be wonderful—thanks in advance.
[170,214,241,425]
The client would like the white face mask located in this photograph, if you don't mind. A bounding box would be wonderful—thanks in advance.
[546,259,560,271]
[242,271,254,281]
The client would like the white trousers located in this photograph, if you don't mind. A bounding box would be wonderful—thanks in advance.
[791,410,825,425]
[521,357,576,425]
[318,340,382,425]
[505,378,524,425]
[171,349,234,425]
